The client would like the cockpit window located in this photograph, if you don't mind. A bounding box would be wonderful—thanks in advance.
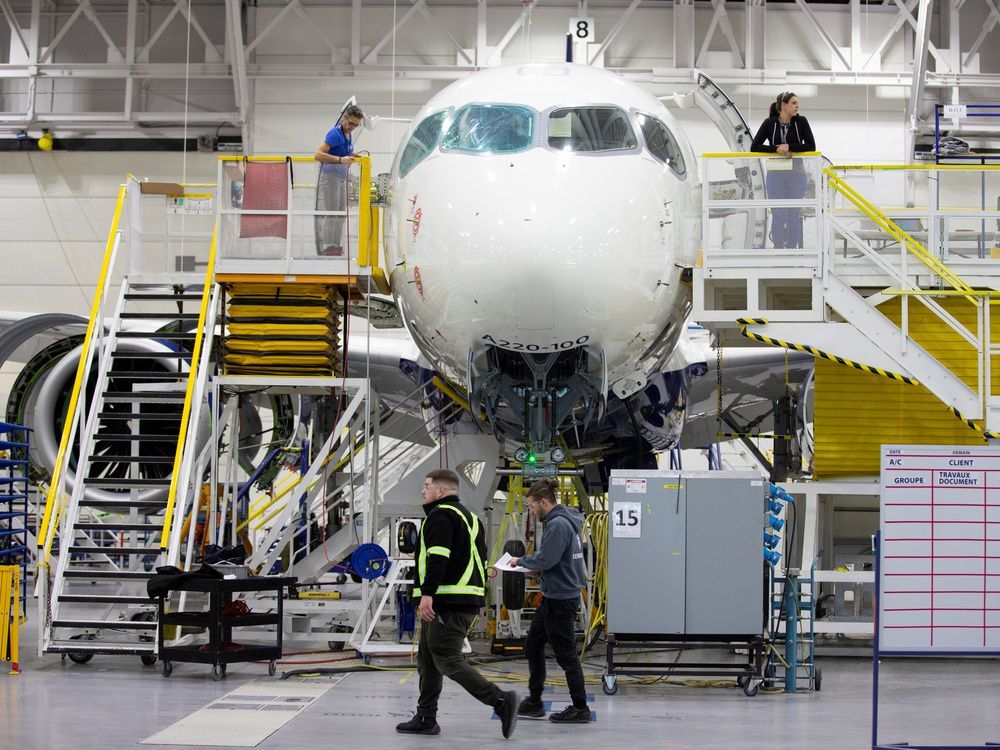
[547,107,638,152]
[636,113,686,178]
[440,104,535,154]
[400,110,449,177]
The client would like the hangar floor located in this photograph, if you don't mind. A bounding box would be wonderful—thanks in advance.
[2,618,997,749]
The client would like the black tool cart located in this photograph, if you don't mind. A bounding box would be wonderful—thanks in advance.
[156,575,296,680]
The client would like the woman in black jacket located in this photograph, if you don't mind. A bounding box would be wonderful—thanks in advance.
[750,92,816,249]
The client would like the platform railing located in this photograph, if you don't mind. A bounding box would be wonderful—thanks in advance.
[214,155,388,291]
[699,154,1000,436]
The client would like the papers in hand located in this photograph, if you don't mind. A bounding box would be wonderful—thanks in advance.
[493,552,531,573]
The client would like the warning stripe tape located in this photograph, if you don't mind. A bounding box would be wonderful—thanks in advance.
[946,406,1000,441]
[738,324,918,385]
[716,432,794,440]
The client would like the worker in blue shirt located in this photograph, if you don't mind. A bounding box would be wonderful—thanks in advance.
[314,104,364,256]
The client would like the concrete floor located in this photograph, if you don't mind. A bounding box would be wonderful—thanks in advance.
[2,619,998,749]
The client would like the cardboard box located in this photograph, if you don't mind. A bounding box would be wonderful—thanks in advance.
[140,181,184,196]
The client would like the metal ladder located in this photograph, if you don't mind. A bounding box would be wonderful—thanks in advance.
[42,282,216,662]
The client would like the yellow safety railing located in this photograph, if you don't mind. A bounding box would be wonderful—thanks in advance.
[702,151,822,158]
[823,167,978,305]
[218,155,319,163]
[160,225,218,550]
[830,162,1000,172]
[36,183,128,565]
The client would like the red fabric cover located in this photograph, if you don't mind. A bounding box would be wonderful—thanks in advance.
[240,161,288,239]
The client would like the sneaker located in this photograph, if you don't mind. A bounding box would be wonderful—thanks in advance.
[395,716,440,735]
[318,246,344,257]
[495,690,519,738]
[548,705,591,724]
[517,696,545,718]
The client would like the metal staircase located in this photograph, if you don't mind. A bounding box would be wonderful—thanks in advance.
[694,154,1000,438]
[37,178,218,661]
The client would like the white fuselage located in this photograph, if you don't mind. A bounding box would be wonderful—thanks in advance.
[384,64,701,396]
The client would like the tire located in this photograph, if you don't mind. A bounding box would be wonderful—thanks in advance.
[602,675,618,695]
[501,540,526,611]
[67,633,94,664]
[212,664,226,681]
[140,654,157,667]
[268,660,277,677]
[162,660,173,677]
[743,679,760,697]
[814,666,822,692]
[736,675,749,689]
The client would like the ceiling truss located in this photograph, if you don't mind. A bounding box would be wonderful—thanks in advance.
[0,0,995,140]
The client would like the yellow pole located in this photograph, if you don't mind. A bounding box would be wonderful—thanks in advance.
[0,567,10,669]
[357,156,372,267]
[160,226,218,550]
[7,570,18,675]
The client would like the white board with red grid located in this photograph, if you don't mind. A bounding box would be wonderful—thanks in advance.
[880,444,1000,653]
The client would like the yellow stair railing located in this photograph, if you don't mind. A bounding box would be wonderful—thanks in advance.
[36,183,127,567]
[160,226,218,551]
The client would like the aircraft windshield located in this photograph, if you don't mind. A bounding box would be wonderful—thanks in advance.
[636,113,687,178]
[400,110,449,177]
[547,107,638,152]
[440,104,535,154]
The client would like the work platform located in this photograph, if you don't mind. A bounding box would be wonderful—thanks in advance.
[35,156,397,661]
[694,155,1000,448]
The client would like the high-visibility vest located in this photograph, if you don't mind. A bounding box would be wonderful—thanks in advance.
[413,504,486,598]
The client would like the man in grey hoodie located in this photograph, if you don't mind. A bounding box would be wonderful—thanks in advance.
[509,478,591,724]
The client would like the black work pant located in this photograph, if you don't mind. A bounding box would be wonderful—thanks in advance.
[417,609,503,719]
[526,596,588,709]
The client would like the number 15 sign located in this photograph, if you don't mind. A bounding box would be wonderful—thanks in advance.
[612,501,641,538]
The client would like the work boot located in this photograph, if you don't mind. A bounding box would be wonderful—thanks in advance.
[494,690,519,738]
[548,705,592,723]
[395,715,441,735]
[517,695,546,718]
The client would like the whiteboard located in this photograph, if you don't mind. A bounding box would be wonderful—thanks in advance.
[880,445,1000,653]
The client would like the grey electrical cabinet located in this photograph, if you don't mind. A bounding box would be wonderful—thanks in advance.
[607,470,766,637]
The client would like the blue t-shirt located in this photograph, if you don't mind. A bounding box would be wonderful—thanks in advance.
[321,124,353,175]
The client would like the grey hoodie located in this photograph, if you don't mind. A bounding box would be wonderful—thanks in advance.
[520,504,586,600]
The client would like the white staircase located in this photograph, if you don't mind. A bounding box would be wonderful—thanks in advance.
[694,154,1000,437]
[37,177,218,661]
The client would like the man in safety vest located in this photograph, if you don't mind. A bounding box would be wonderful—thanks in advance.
[396,468,519,739]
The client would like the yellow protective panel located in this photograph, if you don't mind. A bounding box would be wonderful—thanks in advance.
[224,354,334,366]
[225,339,334,353]
[228,305,333,320]
[228,283,334,300]
[227,323,333,337]
[813,296,994,479]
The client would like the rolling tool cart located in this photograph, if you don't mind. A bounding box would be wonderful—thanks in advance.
[156,575,296,680]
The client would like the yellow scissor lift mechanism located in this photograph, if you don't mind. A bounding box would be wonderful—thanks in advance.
[215,155,389,378]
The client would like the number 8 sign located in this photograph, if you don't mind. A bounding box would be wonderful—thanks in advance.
[569,17,594,41]
[612,501,641,538]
